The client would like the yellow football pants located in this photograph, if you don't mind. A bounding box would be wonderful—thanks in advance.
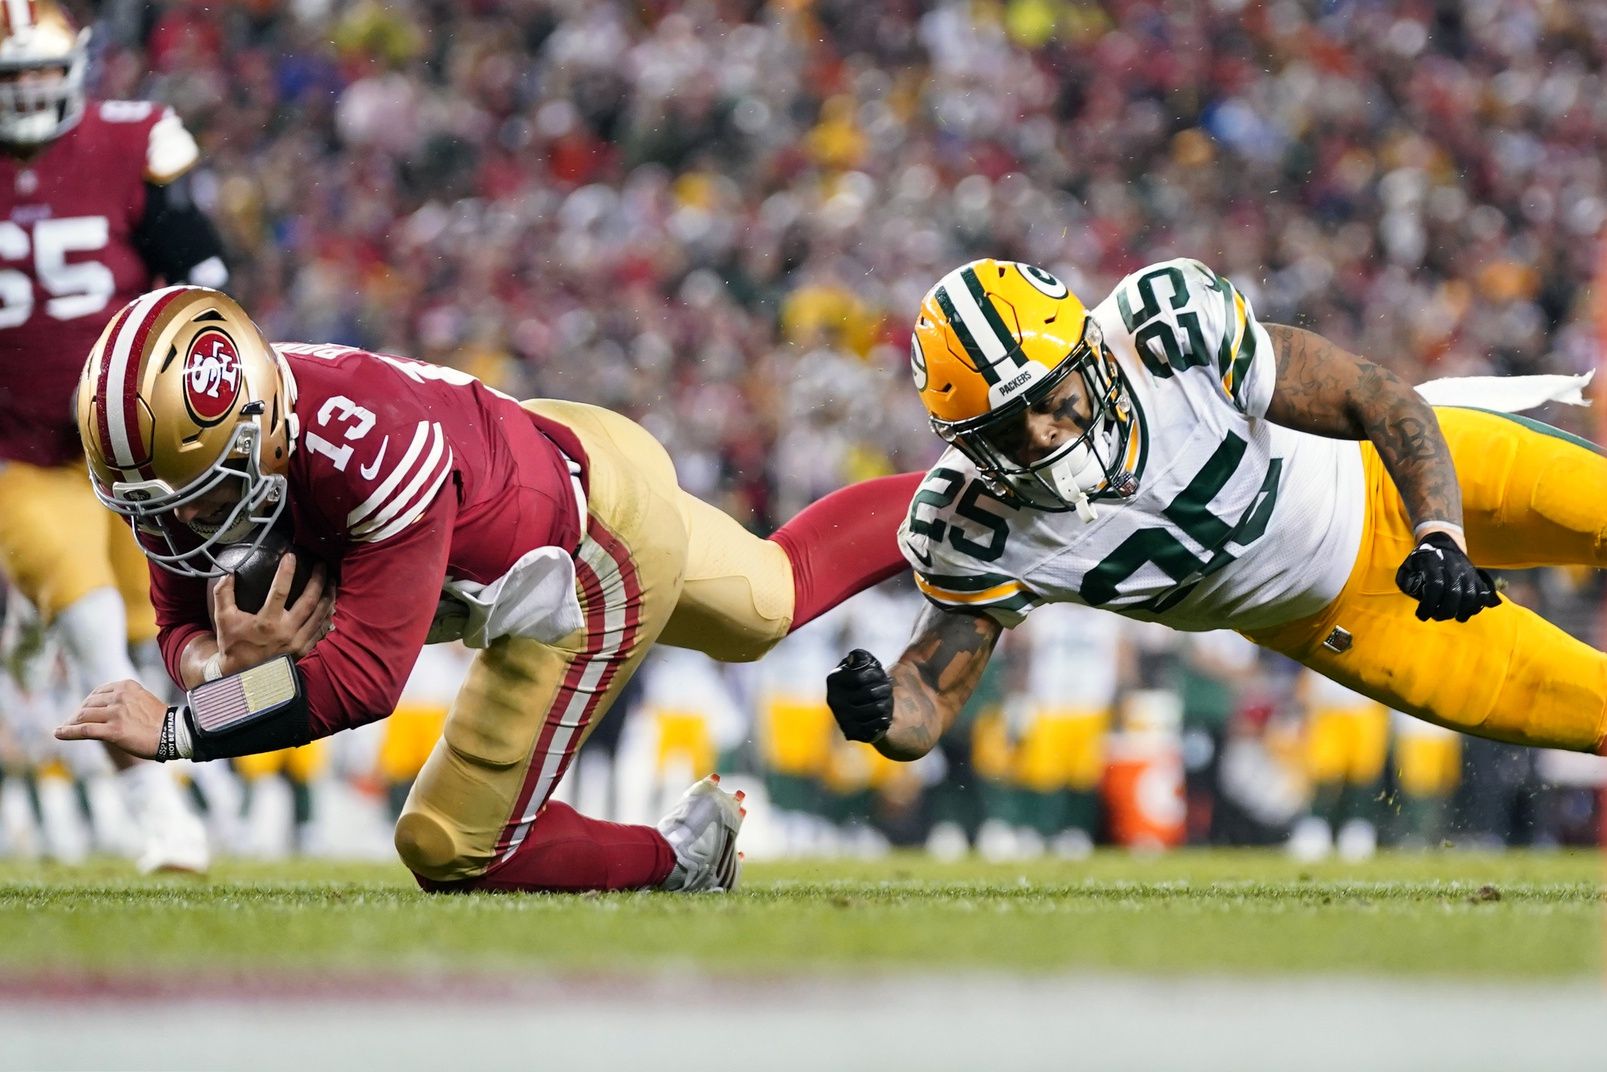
[649,709,717,778]
[376,703,449,783]
[394,401,796,882]
[758,695,835,778]
[1395,721,1462,797]
[1012,707,1109,792]
[1250,407,1607,754]
[1304,704,1389,785]
[0,460,157,642]
[234,739,330,783]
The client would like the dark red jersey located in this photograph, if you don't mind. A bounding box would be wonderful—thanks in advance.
[150,344,587,738]
[0,101,211,467]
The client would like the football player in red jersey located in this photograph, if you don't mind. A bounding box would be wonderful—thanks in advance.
[0,1,227,871]
[58,286,921,892]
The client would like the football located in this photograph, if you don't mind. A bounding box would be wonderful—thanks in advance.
[208,531,314,614]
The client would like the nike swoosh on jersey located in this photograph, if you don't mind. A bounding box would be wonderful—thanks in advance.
[347,422,453,543]
[358,436,390,480]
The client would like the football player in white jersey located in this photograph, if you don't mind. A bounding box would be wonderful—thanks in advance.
[827,257,1607,763]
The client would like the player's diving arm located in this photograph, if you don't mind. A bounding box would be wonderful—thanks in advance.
[827,605,1002,762]
[1261,323,1465,546]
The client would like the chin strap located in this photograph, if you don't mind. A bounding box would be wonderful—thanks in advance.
[1071,488,1097,523]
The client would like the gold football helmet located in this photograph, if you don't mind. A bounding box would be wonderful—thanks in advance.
[0,0,89,146]
[77,286,298,577]
[910,258,1140,519]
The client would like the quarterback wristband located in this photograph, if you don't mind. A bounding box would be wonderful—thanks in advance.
[180,655,314,761]
[154,707,185,761]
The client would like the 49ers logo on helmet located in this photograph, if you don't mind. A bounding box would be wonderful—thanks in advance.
[182,330,242,425]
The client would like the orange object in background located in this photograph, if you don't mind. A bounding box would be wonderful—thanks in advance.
[1103,690,1186,850]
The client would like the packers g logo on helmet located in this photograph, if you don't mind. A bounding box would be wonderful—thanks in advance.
[910,258,1142,517]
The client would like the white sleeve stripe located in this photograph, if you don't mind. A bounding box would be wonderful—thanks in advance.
[350,425,446,537]
[347,421,432,528]
[353,452,453,544]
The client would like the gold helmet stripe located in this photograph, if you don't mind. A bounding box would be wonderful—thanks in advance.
[97,285,188,481]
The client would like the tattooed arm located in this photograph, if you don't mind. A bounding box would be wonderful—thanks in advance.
[878,604,1002,761]
[827,602,1003,760]
[1262,323,1466,546]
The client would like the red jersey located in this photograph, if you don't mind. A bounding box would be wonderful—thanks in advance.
[149,345,588,738]
[0,101,203,466]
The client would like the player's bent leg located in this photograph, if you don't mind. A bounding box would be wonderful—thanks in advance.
[1248,409,1607,754]
[396,588,677,886]
[0,461,122,625]
[1252,588,1607,753]
[107,512,158,647]
[658,471,925,662]
[657,489,795,661]
[399,402,695,891]
[1434,407,1607,569]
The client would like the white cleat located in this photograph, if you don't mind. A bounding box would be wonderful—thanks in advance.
[656,774,745,892]
[121,764,210,875]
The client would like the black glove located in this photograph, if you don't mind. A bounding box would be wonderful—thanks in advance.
[1395,531,1501,623]
[827,648,894,743]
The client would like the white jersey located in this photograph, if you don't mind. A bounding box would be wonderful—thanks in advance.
[1017,602,1123,708]
[902,258,1364,633]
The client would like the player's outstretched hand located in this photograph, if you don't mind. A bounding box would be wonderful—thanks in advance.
[827,648,894,744]
[55,679,166,760]
[211,554,334,675]
[1394,531,1501,623]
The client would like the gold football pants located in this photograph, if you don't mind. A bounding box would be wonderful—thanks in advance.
[758,694,835,778]
[0,460,157,642]
[1303,704,1389,785]
[394,401,795,882]
[1012,706,1110,792]
[1249,407,1607,754]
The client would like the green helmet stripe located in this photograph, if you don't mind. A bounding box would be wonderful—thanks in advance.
[932,285,993,381]
[961,267,1028,380]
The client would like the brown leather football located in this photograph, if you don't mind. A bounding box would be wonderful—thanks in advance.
[207,532,313,614]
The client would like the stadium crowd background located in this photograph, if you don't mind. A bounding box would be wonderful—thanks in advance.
[6,0,1606,862]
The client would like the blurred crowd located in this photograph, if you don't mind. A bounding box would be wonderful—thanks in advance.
[89,0,1607,523]
[12,0,1605,861]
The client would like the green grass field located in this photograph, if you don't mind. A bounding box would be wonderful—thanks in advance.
[1,850,1602,981]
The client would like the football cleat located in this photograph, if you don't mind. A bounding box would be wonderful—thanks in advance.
[655,774,745,893]
[120,763,210,875]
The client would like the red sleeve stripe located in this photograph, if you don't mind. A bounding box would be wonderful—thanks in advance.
[346,420,432,529]
[349,424,451,543]
[97,285,187,482]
